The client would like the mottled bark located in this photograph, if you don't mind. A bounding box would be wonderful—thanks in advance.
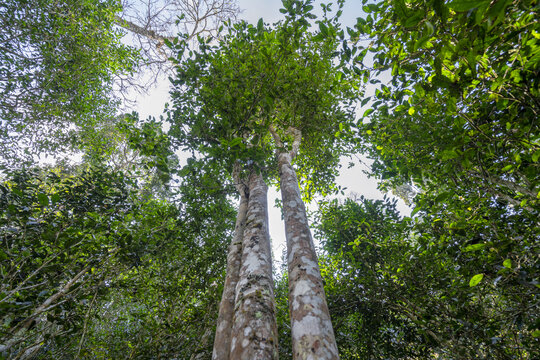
[212,175,249,360]
[230,171,278,360]
[278,151,339,360]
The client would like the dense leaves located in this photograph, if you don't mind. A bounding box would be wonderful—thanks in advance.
[0,0,137,166]
[316,196,539,359]
[0,160,235,359]
[332,0,540,357]
[0,167,138,357]
[77,159,235,359]
[168,1,359,196]
[1,0,539,358]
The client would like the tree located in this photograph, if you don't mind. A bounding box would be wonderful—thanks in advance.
[316,195,539,359]
[341,0,539,356]
[169,1,360,357]
[0,0,138,167]
[77,158,236,359]
[114,0,240,86]
[316,196,433,359]
[0,157,237,359]
[0,167,139,358]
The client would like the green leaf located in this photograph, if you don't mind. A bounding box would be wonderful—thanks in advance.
[449,0,489,12]
[469,273,484,287]
[363,108,374,118]
[433,0,447,22]
[229,137,243,147]
[410,205,421,217]
[441,149,459,160]
[403,10,423,28]
[37,193,49,207]
[319,22,329,36]
[465,243,486,252]
[503,259,512,268]
[425,21,435,36]
[257,18,264,33]
[51,193,60,204]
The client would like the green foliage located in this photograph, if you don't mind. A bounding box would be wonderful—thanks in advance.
[81,112,178,198]
[168,0,359,196]
[316,197,431,359]
[0,167,138,357]
[75,158,235,359]
[274,272,293,359]
[355,0,539,209]
[0,0,138,166]
[2,0,538,358]
[342,0,540,357]
[316,196,539,359]
[0,162,236,359]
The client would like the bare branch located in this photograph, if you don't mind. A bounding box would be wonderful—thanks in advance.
[115,0,240,92]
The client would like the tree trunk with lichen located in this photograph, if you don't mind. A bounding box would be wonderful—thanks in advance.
[278,150,339,360]
[212,169,249,360]
[229,171,278,359]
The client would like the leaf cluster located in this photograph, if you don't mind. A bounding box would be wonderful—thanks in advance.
[168,1,360,194]
[0,0,138,166]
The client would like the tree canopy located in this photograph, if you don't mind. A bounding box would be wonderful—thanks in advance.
[0,0,538,359]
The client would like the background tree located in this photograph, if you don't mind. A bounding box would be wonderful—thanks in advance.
[0,158,236,359]
[76,158,236,360]
[340,0,539,357]
[0,167,141,358]
[316,195,539,359]
[0,0,138,167]
[115,0,240,85]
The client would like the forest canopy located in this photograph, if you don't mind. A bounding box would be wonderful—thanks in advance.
[0,0,538,359]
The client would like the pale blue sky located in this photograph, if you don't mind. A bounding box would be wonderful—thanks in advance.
[238,0,365,28]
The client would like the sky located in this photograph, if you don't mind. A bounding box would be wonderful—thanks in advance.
[135,0,411,268]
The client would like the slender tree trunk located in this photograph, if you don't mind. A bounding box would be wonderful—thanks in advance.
[230,171,278,359]
[212,173,249,360]
[278,151,339,360]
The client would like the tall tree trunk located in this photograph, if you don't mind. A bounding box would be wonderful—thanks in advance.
[230,171,278,359]
[278,151,339,360]
[212,171,249,360]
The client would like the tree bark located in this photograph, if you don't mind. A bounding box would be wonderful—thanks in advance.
[212,173,249,360]
[230,171,278,360]
[278,151,339,360]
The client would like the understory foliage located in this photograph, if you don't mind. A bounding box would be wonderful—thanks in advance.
[0,160,234,359]
[315,196,538,359]
[1,0,538,359]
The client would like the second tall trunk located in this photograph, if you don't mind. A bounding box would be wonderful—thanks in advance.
[278,152,339,360]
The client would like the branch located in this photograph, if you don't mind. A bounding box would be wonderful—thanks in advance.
[115,15,173,43]
[288,126,302,159]
[268,124,283,148]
